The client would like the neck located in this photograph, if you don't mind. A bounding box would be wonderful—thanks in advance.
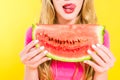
[57,19,76,24]
[56,16,80,25]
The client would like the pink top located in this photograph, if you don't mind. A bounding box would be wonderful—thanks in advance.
[25,27,110,80]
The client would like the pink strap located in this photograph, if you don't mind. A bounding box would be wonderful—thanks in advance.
[51,61,84,80]
[25,27,32,46]
[103,30,110,48]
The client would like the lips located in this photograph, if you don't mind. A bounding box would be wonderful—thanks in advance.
[63,3,76,14]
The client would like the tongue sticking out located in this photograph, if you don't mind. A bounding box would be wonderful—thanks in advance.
[63,3,76,14]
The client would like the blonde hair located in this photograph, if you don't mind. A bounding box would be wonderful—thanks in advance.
[38,0,97,80]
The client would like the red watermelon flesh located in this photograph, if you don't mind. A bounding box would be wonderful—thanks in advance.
[32,24,104,62]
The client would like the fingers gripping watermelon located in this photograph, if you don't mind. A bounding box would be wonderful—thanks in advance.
[32,24,104,62]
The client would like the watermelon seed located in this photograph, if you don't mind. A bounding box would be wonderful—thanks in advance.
[59,41,62,44]
[70,41,72,44]
[72,41,74,44]
[66,40,69,44]
[57,40,60,43]
[51,38,53,41]
[48,38,51,41]
[49,38,53,41]
[63,41,65,44]
[78,39,81,43]
[44,34,48,37]
[55,39,57,43]
[74,41,77,44]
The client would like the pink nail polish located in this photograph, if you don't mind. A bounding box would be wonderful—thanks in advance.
[87,49,92,54]
[96,44,101,47]
[43,50,48,55]
[84,60,88,63]
[39,46,44,50]
[34,40,39,43]
[92,44,96,48]
[48,58,52,60]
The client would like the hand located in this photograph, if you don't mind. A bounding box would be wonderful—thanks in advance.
[20,40,51,70]
[84,44,116,73]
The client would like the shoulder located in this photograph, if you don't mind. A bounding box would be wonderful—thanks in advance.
[25,27,32,46]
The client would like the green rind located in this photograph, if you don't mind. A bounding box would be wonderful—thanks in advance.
[32,24,39,47]
[32,24,35,40]
[46,52,91,62]
[97,26,105,44]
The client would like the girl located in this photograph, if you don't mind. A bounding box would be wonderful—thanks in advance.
[20,0,115,80]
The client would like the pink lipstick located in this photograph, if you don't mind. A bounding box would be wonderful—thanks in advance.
[63,3,76,14]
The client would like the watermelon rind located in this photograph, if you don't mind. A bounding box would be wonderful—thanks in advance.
[46,52,91,62]
[32,24,36,40]
[97,26,105,44]
[32,24,39,47]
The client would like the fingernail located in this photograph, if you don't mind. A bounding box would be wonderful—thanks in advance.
[92,44,96,48]
[34,40,39,43]
[84,60,88,63]
[48,58,52,60]
[43,50,48,55]
[96,44,101,47]
[39,46,44,50]
[87,49,92,54]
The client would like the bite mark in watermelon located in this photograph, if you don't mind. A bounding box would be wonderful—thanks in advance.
[32,24,105,62]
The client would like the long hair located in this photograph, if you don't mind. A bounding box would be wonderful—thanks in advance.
[38,0,97,80]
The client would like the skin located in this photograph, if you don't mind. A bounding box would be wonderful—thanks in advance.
[20,0,115,80]
[52,0,83,24]
[85,44,115,80]
[20,40,50,80]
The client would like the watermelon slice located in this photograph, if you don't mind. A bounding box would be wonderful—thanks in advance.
[32,24,104,62]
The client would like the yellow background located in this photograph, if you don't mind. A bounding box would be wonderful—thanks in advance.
[0,0,119,80]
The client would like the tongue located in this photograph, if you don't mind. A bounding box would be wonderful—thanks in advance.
[63,4,75,9]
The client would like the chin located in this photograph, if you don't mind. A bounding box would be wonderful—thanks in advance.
[62,15,77,21]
